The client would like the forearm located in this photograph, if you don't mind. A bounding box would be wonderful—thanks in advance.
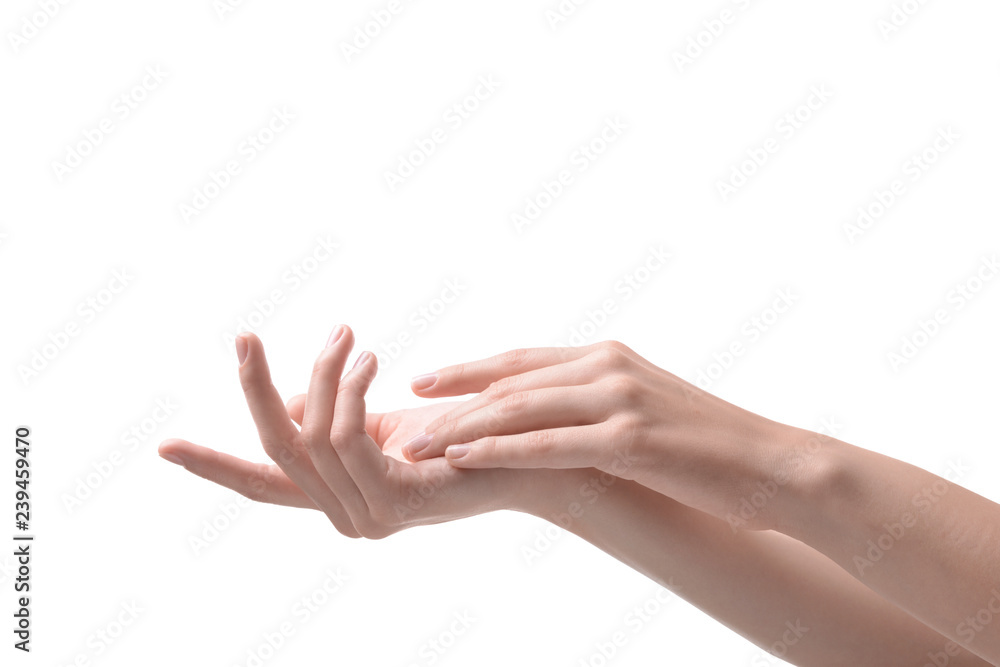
[776,430,1000,663]
[513,469,990,666]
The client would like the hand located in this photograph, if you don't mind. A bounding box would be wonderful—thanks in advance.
[158,326,558,539]
[403,341,823,532]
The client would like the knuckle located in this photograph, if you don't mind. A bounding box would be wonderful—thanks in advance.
[243,468,277,503]
[485,375,518,399]
[602,340,631,354]
[497,391,531,419]
[525,429,556,456]
[606,416,644,470]
[299,427,323,451]
[499,347,530,370]
[447,361,470,386]
[260,437,286,462]
[265,439,303,467]
[328,431,351,453]
[590,345,627,370]
[605,373,639,401]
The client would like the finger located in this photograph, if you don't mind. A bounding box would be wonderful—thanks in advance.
[237,332,360,537]
[331,351,390,496]
[158,438,317,510]
[286,394,306,426]
[410,346,588,398]
[407,386,610,461]
[299,325,371,517]
[442,422,622,472]
[416,355,598,439]
[290,393,383,440]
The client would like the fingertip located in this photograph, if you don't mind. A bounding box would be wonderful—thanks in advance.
[402,432,433,462]
[445,444,472,463]
[352,350,375,372]
[410,373,438,393]
[157,440,187,467]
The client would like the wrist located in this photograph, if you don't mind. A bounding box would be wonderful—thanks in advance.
[505,468,600,520]
[765,422,850,537]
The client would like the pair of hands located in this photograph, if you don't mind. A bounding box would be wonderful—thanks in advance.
[160,325,797,538]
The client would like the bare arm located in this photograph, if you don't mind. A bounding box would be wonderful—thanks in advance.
[512,467,991,667]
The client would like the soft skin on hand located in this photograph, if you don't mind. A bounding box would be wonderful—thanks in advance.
[404,340,1000,664]
[158,329,1000,666]
[404,340,816,533]
[158,326,559,538]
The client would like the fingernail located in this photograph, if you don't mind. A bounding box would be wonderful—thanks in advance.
[326,325,345,347]
[411,373,437,391]
[235,335,249,365]
[446,444,470,460]
[403,432,433,458]
[160,452,186,467]
[353,351,372,370]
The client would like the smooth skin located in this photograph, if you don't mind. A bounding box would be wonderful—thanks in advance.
[405,340,1000,664]
[159,327,996,666]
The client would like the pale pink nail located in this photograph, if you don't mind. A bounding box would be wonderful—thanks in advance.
[326,325,345,347]
[403,432,433,458]
[411,373,437,390]
[446,444,470,460]
[353,351,372,370]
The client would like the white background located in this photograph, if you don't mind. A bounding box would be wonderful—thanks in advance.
[2,0,999,665]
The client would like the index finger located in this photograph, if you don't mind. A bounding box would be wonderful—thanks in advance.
[410,346,586,397]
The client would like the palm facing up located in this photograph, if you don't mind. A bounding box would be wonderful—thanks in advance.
[160,329,539,539]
